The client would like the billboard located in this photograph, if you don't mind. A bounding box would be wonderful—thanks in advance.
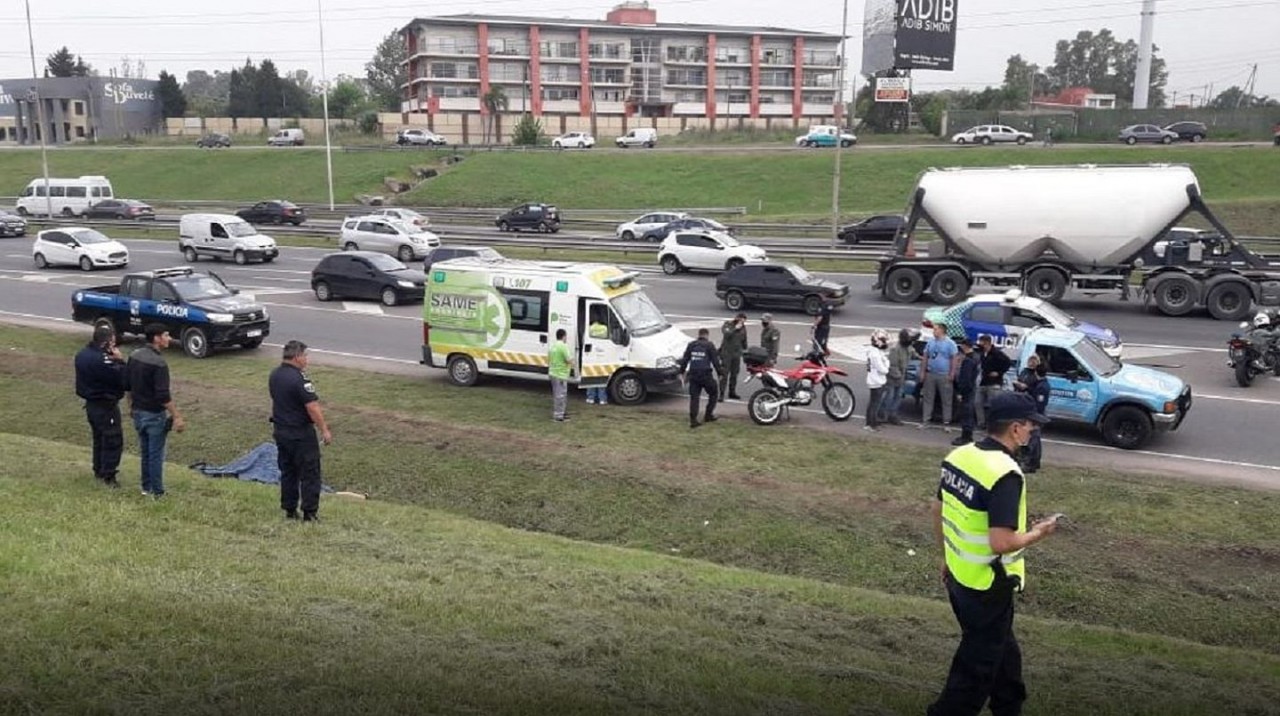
[860,0,959,74]
[875,77,911,102]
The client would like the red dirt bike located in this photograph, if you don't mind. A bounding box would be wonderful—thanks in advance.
[741,342,856,425]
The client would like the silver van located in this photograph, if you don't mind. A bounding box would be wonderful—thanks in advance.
[615,127,657,148]
[268,128,305,147]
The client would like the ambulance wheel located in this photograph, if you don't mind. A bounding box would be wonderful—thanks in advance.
[446,354,478,386]
[609,370,646,406]
[182,327,210,359]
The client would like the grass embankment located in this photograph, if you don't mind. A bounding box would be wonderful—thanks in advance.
[1,324,1278,713]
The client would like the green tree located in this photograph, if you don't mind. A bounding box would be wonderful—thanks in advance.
[481,86,508,143]
[183,70,230,117]
[327,79,366,119]
[511,115,546,146]
[227,67,254,119]
[1001,54,1050,108]
[46,47,91,78]
[256,59,283,119]
[1045,29,1168,107]
[1209,86,1279,109]
[366,29,408,112]
[156,70,187,118]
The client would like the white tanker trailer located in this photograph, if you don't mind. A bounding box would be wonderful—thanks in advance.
[874,164,1280,320]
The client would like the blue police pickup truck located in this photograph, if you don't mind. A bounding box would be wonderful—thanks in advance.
[71,266,270,359]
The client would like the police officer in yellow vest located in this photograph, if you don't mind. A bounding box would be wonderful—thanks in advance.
[928,391,1060,716]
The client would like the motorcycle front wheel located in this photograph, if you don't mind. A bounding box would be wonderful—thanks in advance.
[1235,360,1254,387]
[822,381,856,421]
[748,388,786,425]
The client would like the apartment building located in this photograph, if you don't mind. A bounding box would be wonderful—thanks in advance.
[400,2,843,122]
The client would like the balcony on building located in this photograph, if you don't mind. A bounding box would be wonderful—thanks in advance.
[801,51,840,67]
[540,41,582,63]
[758,70,795,89]
[801,72,837,89]
[415,39,481,58]
[664,69,707,89]
[589,67,630,86]
[540,68,583,85]
[487,39,530,58]
[714,48,752,66]
[588,43,630,63]
[425,62,481,82]
[760,48,795,66]
[665,45,707,65]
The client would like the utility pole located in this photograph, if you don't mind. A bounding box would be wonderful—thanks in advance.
[1133,0,1156,109]
[316,0,335,211]
[829,0,849,249]
[24,0,52,218]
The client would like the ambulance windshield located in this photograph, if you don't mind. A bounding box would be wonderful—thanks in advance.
[611,290,669,337]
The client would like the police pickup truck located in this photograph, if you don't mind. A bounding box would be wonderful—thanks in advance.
[905,327,1191,450]
[71,266,270,359]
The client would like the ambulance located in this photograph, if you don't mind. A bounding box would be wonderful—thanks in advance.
[422,259,692,404]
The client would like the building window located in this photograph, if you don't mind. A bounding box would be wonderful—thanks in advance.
[430,62,479,80]
[666,69,706,86]
[488,39,529,56]
[429,85,479,98]
[589,67,626,84]
[726,91,749,104]
[73,101,84,116]
[665,45,706,63]
[802,93,835,104]
[715,48,748,63]
[75,126,86,138]
[674,90,705,103]
[802,72,836,88]
[760,70,793,87]
[539,41,578,59]
[588,43,625,59]
[631,39,659,63]
[593,89,624,102]
[540,66,574,83]
[543,88,580,101]
[761,48,794,65]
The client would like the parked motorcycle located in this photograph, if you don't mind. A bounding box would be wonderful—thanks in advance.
[742,343,856,425]
[1227,312,1280,387]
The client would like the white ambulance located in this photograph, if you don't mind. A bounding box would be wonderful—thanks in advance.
[422,259,692,404]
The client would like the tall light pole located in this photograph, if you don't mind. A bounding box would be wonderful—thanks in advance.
[829,0,850,248]
[316,0,336,211]
[1133,0,1156,109]
[24,0,53,218]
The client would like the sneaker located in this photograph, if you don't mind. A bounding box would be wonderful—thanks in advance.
[141,489,151,497]
[586,398,595,404]
[863,425,879,432]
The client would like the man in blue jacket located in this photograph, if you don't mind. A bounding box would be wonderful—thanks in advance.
[74,324,127,487]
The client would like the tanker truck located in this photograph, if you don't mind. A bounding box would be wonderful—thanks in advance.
[873,164,1280,320]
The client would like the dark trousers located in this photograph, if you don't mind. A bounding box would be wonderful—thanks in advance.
[813,326,830,353]
[928,576,1026,716]
[866,386,885,427]
[688,373,718,423]
[1025,429,1043,471]
[719,355,742,399]
[85,400,124,480]
[276,430,322,516]
[958,392,977,439]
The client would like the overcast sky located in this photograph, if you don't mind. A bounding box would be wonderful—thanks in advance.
[3,0,1278,103]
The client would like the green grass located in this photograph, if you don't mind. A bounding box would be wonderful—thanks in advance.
[2,319,1280,686]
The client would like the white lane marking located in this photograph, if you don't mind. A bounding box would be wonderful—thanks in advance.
[1193,392,1280,406]
[20,275,54,282]
[342,302,385,315]
[261,341,417,365]
[255,299,420,321]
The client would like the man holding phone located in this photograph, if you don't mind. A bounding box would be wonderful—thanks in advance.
[928,392,1060,716]
[125,324,186,498]
[74,323,127,487]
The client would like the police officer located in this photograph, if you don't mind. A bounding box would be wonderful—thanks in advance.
[811,298,834,353]
[929,392,1059,716]
[269,340,332,522]
[719,312,748,400]
[678,327,722,429]
[759,313,781,365]
[951,337,981,446]
[75,323,127,487]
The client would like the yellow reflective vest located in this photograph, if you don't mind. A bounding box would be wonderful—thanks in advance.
[939,442,1028,591]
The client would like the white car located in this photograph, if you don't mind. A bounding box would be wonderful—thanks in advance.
[371,207,430,228]
[658,230,766,275]
[32,227,128,271]
[616,211,689,241]
[951,125,1033,145]
[340,216,440,262]
[552,132,595,149]
[397,129,447,146]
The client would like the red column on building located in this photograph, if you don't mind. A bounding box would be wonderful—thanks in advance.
[579,28,592,117]
[403,28,417,111]
[529,25,543,116]
[478,23,491,116]
[749,34,761,118]
[792,37,804,121]
[705,34,718,121]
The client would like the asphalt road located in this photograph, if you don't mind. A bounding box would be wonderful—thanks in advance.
[2,237,1277,488]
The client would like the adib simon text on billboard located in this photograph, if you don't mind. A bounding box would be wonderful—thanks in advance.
[895,0,958,71]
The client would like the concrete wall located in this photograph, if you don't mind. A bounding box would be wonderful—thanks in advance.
[943,107,1278,140]
[165,117,355,138]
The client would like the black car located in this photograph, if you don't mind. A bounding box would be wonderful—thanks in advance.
[1164,121,1208,143]
[196,133,232,148]
[838,214,904,245]
[84,199,155,220]
[715,261,849,315]
[311,251,424,307]
[422,245,504,272]
[639,217,735,242]
[236,200,306,226]
[495,203,560,233]
[0,210,27,237]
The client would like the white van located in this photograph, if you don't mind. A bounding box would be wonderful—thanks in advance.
[16,176,114,217]
[615,127,658,148]
[422,259,692,404]
[178,213,279,265]
[268,128,305,147]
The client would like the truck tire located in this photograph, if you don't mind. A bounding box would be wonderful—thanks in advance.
[1025,267,1067,303]
[1101,405,1153,450]
[181,327,210,359]
[1205,281,1252,321]
[609,370,647,406]
[446,354,478,386]
[929,269,969,305]
[884,268,925,303]
[1152,276,1198,316]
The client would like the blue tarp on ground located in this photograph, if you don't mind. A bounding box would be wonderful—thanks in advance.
[190,442,332,492]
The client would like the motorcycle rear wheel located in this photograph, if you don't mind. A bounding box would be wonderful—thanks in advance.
[1235,360,1254,387]
[748,388,786,425]
[822,382,856,421]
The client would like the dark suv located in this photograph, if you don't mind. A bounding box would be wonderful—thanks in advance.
[838,214,904,245]
[196,133,232,148]
[1164,121,1208,142]
[715,261,849,315]
[495,203,561,233]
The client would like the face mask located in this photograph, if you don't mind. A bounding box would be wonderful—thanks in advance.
[1015,421,1033,448]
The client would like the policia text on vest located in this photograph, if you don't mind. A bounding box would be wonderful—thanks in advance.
[927,393,1058,716]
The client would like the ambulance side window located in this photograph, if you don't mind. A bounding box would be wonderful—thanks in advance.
[500,289,549,332]
[587,303,624,344]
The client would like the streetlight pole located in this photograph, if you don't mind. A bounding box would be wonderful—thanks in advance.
[24,0,53,219]
[316,0,336,211]
[829,0,850,249]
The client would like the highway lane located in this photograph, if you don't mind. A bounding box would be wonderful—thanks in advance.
[1,237,1277,487]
